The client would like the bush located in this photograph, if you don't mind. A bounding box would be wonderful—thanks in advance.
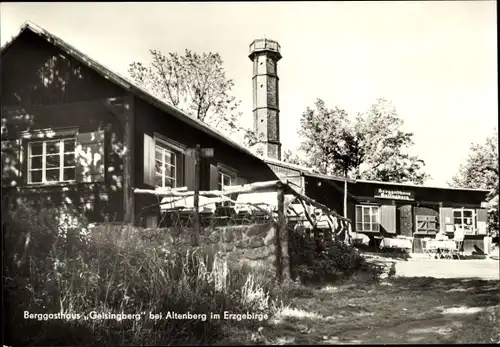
[3,200,280,346]
[289,226,382,284]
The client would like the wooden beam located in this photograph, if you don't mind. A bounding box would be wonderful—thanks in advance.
[128,95,135,224]
[122,95,134,224]
[192,144,201,246]
[134,180,280,197]
[284,181,351,222]
[276,181,289,283]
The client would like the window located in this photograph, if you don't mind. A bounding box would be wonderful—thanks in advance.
[217,166,236,207]
[415,215,437,234]
[355,205,380,232]
[28,138,76,184]
[154,140,178,188]
[218,171,232,191]
[453,209,476,234]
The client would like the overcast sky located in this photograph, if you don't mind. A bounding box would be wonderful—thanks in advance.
[1,1,497,187]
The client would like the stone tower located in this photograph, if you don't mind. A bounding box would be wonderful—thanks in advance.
[249,38,282,160]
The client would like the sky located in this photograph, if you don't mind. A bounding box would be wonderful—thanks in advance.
[1,1,497,187]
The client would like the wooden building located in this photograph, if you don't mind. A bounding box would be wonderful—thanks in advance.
[266,158,490,255]
[1,22,278,227]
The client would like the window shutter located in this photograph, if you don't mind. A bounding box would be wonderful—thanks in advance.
[176,152,184,188]
[439,207,454,232]
[380,205,396,234]
[1,139,22,187]
[476,208,488,235]
[184,150,196,191]
[209,164,219,190]
[76,130,105,183]
[143,134,155,186]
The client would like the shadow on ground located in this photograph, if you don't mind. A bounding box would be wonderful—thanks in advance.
[221,277,500,345]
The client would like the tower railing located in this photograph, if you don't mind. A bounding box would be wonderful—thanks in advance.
[249,39,281,54]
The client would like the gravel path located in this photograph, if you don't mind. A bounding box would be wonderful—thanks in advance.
[395,258,499,280]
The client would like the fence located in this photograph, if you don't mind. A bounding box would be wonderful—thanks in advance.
[134,179,353,243]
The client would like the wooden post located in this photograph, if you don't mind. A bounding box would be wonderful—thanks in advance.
[343,179,348,218]
[192,144,201,246]
[276,182,289,282]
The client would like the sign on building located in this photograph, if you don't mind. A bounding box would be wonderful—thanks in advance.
[374,188,415,201]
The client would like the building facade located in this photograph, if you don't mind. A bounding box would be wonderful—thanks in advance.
[266,159,490,255]
[1,23,278,227]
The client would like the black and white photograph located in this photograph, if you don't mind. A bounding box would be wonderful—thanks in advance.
[1,1,498,345]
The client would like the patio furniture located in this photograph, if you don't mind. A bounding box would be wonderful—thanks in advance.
[452,238,464,259]
[422,238,438,258]
[379,237,413,252]
[426,239,457,259]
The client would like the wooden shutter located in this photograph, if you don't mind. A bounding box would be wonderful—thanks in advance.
[76,130,105,183]
[416,215,437,235]
[439,207,454,232]
[143,134,155,186]
[380,205,396,234]
[209,164,219,190]
[184,150,196,191]
[476,208,488,235]
[1,139,22,187]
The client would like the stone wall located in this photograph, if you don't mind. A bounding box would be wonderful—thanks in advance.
[90,222,289,280]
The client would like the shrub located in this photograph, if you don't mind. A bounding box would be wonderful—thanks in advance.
[289,226,382,284]
[3,200,280,346]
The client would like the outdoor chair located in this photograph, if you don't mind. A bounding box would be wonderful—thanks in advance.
[421,238,433,258]
[423,238,439,258]
[453,239,464,259]
[233,211,253,225]
[213,206,235,227]
[441,245,454,259]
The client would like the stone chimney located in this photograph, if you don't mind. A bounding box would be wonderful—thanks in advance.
[249,38,282,160]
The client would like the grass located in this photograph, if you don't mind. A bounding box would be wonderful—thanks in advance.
[225,276,500,345]
[7,200,496,345]
[2,201,285,346]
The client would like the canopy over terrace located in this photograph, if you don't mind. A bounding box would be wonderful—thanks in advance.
[134,180,353,241]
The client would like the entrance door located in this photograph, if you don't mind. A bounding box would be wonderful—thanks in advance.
[398,204,413,237]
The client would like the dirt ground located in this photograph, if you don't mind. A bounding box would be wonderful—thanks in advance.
[395,258,500,280]
[223,258,500,345]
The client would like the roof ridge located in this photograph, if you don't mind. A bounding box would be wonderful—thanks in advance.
[3,21,257,159]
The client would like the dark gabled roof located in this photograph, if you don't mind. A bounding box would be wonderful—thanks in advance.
[264,157,355,183]
[354,179,490,193]
[1,21,260,160]
[264,157,490,194]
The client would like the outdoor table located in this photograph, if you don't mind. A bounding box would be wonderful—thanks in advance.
[379,237,413,252]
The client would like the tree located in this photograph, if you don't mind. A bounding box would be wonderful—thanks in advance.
[450,129,499,234]
[282,149,307,167]
[298,99,364,178]
[297,98,430,184]
[354,98,430,184]
[128,49,253,139]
